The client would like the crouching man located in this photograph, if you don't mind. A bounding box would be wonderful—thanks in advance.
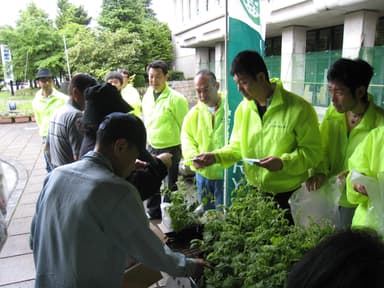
[30,112,204,287]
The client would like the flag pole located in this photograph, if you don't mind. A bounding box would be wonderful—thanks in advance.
[223,0,229,208]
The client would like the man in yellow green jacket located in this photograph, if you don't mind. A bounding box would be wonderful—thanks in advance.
[142,60,189,218]
[195,50,322,222]
[306,58,384,227]
[346,126,384,231]
[181,70,225,210]
[118,69,142,118]
[32,68,68,138]
[32,68,68,172]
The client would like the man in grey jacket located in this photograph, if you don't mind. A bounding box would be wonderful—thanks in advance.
[30,112,204,287]
[46,73,97,168]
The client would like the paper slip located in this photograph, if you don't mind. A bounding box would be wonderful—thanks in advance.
[243,158,261,165]
[183,158,198,163]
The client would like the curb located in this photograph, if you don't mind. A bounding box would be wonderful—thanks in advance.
[0,157,29,225]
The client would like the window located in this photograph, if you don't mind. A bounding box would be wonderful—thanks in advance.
[306,25,343,52]
[265,36,282,56]
[375,17,384,46]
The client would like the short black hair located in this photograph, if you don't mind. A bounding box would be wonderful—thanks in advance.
[69,73,97,95]
[230,50,269,82]
[286,229,384,288]
[327,58,373,101]
[96,112,146,153]
[147,60,168,75]
[105,71,124,85]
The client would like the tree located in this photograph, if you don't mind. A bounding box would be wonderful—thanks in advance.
[0,0,174,86]
[0,3,64,81]
[96,0,174,81]
[99,0,148,32]
[56,0,91,29]
[141,19,174,67]
[68,28,144,80]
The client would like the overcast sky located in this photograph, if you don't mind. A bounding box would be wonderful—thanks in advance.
[0,0,168,27]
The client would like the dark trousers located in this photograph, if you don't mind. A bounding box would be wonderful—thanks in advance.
[271,189,297,225]
[146,145,182,218]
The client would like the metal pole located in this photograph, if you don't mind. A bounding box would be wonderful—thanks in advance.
[63,35,71,80]
[223,0,229,208]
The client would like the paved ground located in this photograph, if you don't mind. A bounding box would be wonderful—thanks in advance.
[0,122,175,288]
[0,122,44,287]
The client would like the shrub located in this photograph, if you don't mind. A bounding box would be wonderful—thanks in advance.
[168,70,185,81]
[133,74,146,88]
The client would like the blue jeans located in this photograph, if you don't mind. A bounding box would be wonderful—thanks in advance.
[195,173,224,210]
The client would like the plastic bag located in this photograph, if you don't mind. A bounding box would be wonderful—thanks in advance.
[289,176,341,228]
[160,202,174,233]
[349,170,384,235]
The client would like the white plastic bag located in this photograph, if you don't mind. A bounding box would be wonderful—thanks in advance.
[289,176,341,228]
[160,202,174,233]
[350,170,384,235]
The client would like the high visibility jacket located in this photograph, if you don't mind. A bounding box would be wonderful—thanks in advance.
[32,88,68,137]
[142,83,188,149]
[214,79,321,194]
[121,84,142,118]
[181,94,226,180]
[346,126,384,230]
[317,99,384,207]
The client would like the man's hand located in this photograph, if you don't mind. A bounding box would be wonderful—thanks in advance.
[305,174,326,191]
[337,170,349,185]
[258,157,283,172]
[193,153,216,169]
[353,183,368,196]
[156,153,173,169]
[134,159,148,170]
[192,258,207,279]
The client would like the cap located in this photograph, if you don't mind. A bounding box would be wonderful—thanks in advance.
[98,112,146,154]
[36,68,52,80]
[105,71,123,84]
[83,83,133,126]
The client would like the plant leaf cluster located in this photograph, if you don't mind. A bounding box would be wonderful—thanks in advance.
[191,182,334,288]
[166,181,201,233]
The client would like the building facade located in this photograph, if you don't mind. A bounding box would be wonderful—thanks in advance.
[167,0,384,107]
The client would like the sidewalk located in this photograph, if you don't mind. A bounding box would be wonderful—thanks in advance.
[0,122,45,287]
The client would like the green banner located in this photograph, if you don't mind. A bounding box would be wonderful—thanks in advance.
[225,0,265,203]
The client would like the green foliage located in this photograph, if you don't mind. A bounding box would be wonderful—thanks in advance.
[0,0,173,85]
[133,74,145,88]
[191,182,334,288]
[99,0,153,32]
[168,70,185,81]
[166,181,201,232]
[56,0,91,29]
[0,89,35,114]
[68,28,144,81]
[140,19,174,66]
[0,3,64,81]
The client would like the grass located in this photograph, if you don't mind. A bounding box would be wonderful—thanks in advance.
[0,88,36,116]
